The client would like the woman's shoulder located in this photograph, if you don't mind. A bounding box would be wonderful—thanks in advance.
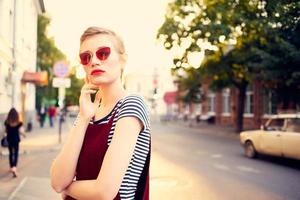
[120,94,149,112]
[122,94,147,105]
[4,121,22,128]
[117,94,151,129]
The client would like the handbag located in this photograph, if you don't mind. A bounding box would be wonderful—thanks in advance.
[1,136,8,147]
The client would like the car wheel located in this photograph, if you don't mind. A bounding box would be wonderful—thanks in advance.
[245,141,257,158]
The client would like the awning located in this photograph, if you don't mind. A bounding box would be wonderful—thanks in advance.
[21,71,48,86]
[163,91,178,105]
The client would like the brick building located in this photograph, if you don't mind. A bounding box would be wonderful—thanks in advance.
[174,78,281,130]
[200,79,279,129]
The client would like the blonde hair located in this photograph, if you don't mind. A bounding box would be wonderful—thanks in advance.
[80,26,126,59]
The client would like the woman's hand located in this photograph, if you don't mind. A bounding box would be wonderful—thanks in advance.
[78,77,101,121]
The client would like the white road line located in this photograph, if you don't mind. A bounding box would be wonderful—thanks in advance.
[236,166,261,174]
[213,163,230,171]
[8,176,28,200]
[211,154,222,158]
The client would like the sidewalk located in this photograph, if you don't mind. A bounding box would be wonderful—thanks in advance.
[0,118,72,200]
[1,119,71,156]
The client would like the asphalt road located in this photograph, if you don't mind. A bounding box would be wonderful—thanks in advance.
[151,121,300,200]
[1,118,299,200]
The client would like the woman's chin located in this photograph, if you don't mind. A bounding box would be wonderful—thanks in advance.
[91,78,109,86]
[91,80,103,86]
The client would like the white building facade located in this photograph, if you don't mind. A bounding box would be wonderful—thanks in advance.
[0,0,45,124]
[124,65,176,120]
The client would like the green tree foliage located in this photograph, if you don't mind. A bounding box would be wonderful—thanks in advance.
[158,0,300,132]
[172,67,202,104]
[36,15,65,108]
[258,1,300,109]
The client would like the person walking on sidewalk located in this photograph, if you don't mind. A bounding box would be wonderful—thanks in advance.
[50,26,151,200]
[38,104,47,128]
[4,108,25,177]
[48,105,57,127]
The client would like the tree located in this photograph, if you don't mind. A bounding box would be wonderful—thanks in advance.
[158,0,300,132]
[36,15,66,108]
[172,66,202,105]
[258,1,300,109]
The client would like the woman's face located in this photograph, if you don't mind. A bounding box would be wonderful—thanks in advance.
[79,34,123,86]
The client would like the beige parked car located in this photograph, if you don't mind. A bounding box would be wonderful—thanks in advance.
[240,114,300,160]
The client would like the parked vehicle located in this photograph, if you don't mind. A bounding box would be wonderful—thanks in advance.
[240,114,300,160]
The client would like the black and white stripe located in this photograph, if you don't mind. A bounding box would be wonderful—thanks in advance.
[93,94,151,200]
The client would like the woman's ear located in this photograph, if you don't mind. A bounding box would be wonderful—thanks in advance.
[121,53,128,64]
[121,54,127,70]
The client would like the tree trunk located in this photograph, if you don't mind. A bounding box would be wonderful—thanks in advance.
[235,82,248,133]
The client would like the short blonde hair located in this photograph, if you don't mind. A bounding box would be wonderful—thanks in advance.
[80,26,126,58]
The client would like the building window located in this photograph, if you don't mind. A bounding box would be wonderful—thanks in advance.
[195,103,202,115]
[244,86,253,115]
[207,91,215,115]
[222,88,231,115]
[264,89,277,115]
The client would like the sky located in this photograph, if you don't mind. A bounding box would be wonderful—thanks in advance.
[43,0,175,76]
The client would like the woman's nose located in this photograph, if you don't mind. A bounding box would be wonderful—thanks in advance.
[90,53,102,67]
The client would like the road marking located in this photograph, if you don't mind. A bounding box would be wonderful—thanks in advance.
[213,163,230,171]
[8,176,28,200]
[236,166,260,174]
[211,154,222,158]
[151,176,179,187]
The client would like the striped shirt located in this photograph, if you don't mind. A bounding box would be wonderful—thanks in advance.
[91,94,151,199]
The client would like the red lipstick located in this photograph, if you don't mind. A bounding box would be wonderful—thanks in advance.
[91,69,105,76]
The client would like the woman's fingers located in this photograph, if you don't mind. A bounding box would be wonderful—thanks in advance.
[81,84,99,92]
[82,83,99,89]
[81,89,97,95]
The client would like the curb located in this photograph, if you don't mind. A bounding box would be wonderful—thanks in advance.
[159,120,239,139]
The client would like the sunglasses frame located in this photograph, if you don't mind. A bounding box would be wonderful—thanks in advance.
[79,46,111,66]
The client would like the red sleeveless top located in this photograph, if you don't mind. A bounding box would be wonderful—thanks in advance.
[66,111,150,199]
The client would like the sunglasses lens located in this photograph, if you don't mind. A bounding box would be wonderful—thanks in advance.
[96,47,111,61]
[79,52,91,65]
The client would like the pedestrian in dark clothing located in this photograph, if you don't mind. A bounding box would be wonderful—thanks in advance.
[4,108,25,177]
[39,105,46,127]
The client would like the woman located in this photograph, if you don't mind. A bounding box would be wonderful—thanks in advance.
[50,27,151,200]
[4,108,25,177]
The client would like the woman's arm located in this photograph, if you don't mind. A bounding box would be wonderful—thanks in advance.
[3,125,7,137]
[19,126,26,138]
[50,115,90,193]
[50,81,101,193]
[64,116,143,200]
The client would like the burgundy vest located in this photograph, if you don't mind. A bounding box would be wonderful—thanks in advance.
[66,111,150,200]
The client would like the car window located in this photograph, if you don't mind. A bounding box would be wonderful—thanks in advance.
[266,118,285,131]
[285,118,300,133]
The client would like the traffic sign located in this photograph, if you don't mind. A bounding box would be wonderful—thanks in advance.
[52,77,71,88]
[53,61,69,78]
